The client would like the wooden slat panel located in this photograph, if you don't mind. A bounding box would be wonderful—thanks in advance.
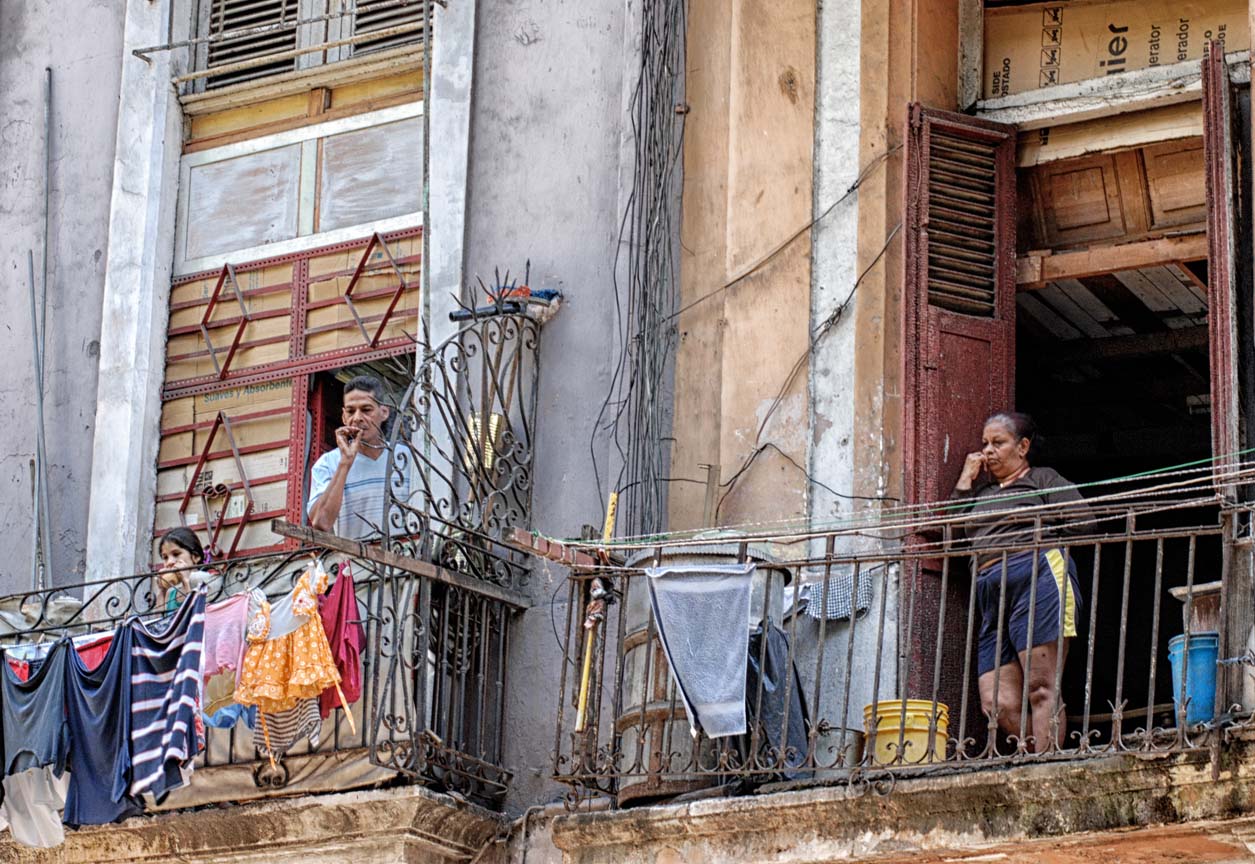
[318,117,423,233]
[1143,140,1207,229]
[922,121,1012,317]
[184,145,302,260]
[204,0,300,90]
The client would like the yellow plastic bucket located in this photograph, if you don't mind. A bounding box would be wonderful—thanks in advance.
[863,699,949,765]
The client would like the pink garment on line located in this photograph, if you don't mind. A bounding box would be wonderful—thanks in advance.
[319,561,365,719]
[203,591,253,682]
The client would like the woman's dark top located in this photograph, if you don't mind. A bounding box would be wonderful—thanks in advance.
[2,639,69,779]
[63,623,141,827]
[948,466,1090,557]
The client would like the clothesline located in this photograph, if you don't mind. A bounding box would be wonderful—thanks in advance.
[551,457,1255,553]
[540,473,1255,575]
[565,450,1255,548]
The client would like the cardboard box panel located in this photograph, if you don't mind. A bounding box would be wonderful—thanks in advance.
[193,379,295,417]
[985,0,1248,98]
[157,413,293,463]
[305,233,420,280]
[165,340,291,383]
[305,265,420,304]
[170,263,295,307]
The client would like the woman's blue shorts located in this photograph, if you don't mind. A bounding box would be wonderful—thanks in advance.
[976,548,1081,676]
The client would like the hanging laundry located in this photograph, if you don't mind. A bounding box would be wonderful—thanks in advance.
[235,563,341,715]
[198,588,267,728]
[202,670,257,729]
[203,590,263,681]
[797,564,877,622]
[204,701,257,730]
[63,624,141,827]
[2,639,68,775]
[255,700,321,760]
[1,640,69,848]
[0,769,69,848]
[742,624,811,782]
[75,632,114,673]
[645,563,755,739]
[319,561,365,719]
[129,589,206,800]
[4,641,53,683]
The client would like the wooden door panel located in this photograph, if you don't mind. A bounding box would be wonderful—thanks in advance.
[1202,44,1240,489]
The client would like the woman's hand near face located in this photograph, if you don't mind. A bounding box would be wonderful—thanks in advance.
[955,451,986,491]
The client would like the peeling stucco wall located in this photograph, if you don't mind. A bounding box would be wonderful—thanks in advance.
[461,0,634,815]
[0,2,126,591]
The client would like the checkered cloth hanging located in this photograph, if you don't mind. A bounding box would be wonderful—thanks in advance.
[797,564,879,621]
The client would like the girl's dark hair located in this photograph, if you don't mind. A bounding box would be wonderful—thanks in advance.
[159,527,205,564]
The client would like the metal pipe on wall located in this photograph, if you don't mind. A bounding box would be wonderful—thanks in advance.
[27,251,52,592]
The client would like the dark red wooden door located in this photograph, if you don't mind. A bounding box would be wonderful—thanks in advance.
[1202,43,1241,494]
[903,104,1017,509]
[901,105,1017,718]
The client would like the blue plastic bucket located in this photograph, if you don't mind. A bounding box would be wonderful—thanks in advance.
[1167,631,1219,726]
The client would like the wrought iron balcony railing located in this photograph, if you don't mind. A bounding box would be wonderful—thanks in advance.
[0,544,512,809]
[552,497,1255,808]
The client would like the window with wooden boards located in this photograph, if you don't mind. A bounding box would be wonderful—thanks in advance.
[155,228,421,560]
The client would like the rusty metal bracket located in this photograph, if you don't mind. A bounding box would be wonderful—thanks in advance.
[179,411,256,560]
[200,263,251,379]
[342,233,410,349]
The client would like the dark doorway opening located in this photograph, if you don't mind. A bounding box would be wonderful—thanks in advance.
[1014,258,1221,741]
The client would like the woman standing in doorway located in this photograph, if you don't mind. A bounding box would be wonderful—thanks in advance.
[950,411,1090,752]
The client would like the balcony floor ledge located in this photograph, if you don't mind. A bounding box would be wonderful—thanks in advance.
[552,743,1255,863]
[1,783,506,863]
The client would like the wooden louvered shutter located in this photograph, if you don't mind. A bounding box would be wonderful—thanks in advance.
[205,0,301,89]
[1202,44,1241,494]
[903,104,1017,509]
[351,0,426,56]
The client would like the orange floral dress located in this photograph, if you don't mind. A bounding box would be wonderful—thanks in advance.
[234,565,341,714]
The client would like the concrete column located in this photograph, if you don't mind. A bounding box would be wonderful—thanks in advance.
[84,0,184,581]
[426,0,477,349]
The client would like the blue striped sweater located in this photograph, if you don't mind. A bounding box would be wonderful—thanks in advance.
[129,588,206,799]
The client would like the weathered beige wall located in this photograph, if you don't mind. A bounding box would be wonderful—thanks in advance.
[670,0,817,531]
[851,0,960,504]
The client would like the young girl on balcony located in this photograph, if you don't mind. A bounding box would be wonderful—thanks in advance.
[155,527,217,612]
